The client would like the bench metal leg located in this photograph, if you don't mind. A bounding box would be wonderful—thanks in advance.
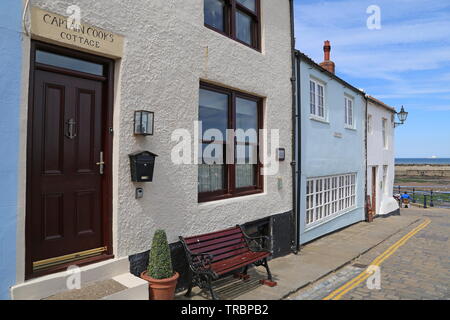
[263,258,272,281]
[185,271,193,297]
[234,266,250,281]
[243,265,249,276]
[259,258,277,287]
[207,275,219,300]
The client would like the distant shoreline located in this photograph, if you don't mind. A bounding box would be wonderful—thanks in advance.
[396,158,450,165]
[396,164,450,167]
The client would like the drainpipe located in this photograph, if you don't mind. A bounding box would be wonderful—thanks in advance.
[294,52,302,253]
[289,0,300,254]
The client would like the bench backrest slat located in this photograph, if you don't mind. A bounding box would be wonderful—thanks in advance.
[193,241,248,259]
[210,247,250,262]
[189,233,243,251]
[181,226,251,264]
[184,227,241,245]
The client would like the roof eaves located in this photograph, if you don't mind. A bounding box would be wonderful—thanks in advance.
[367,95,397,113]
[295,50,365,97]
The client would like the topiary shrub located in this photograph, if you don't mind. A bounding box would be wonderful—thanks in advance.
[147,230,174,279]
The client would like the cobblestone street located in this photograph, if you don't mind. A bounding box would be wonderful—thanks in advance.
[289,207,450,300]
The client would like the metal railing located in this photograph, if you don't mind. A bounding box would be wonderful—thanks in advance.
[394,185,450,209]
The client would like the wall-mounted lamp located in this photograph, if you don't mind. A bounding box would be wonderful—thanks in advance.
[394,106,408,128]
[134,110,154,136]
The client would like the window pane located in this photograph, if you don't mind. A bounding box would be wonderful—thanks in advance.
[199,89,228,138]
[236,10,253,45]
[199,164,225,193]
[236,163,255,188]
[382,119,387,147]
[310,81,316,114]
[204,0,225,31]
[318,85,324,117]
[199,143,225,193]
[236,98,258,142]
[199,88,228,193]
[235,97,258,188]
[36,50,103,76]
[237,0,256,11]
[344,98,348,124]
[349,101,353,125]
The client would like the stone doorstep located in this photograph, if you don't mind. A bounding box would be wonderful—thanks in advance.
[44,274,148,300]
[10,257,149,300]
[176,214,420,300]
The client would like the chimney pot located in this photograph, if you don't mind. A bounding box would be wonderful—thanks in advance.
[320,40,335,74]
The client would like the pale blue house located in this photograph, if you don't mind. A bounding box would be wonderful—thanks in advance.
[294,43,366,245]
[0,0,23,300]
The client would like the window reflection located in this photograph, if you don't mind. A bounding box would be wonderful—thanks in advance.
[204,0,225,31]
[237,0,256,11]
[36,50,104,76]
[236,11,252,45]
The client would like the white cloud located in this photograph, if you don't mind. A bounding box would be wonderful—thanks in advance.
[294,0,450,110]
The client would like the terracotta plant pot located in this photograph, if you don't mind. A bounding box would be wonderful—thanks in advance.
[141,271,179,300]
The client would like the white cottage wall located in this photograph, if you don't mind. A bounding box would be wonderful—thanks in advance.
[367,100,398,216]
[15,0,293,284]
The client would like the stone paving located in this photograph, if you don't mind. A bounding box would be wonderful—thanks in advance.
[338,207,450,300]
[289,207,450,300]
[176,211,419,300]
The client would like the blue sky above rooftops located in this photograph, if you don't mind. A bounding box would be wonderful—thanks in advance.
[294,0,450,158]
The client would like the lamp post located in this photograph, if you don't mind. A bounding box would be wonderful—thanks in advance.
[394,106,408,127]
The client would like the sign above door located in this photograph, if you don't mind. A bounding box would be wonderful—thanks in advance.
[30,7,124,58]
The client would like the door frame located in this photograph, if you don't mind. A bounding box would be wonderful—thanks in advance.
[25,41,115,280]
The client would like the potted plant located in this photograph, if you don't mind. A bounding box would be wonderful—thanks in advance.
[141,230,179,300]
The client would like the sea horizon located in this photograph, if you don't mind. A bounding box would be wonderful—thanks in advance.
[395,158,450,165]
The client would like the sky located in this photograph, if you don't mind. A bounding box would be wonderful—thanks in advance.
[293,0,450,158]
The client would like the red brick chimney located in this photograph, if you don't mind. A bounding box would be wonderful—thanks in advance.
[319,40,335,74]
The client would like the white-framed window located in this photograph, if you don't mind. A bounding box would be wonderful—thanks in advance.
[367,114,373,134]
[344,96,354,128]
[310,79,325,119]
[306,173,357,226]
[382,118,388,149]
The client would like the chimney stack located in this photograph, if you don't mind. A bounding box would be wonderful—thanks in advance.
[319,40,335,74]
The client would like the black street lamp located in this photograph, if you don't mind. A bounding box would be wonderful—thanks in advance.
[394,106,408,127]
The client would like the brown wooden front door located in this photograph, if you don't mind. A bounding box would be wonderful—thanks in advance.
[26,42,114,279]
[371,167,377,216]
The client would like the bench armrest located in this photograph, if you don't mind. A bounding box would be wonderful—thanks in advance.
[189,252,214,272]
[238,226,271,252]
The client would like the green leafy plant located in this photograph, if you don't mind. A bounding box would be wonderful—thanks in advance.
[147,230,174,279]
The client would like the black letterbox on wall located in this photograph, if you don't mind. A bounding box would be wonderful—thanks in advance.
[129,151,158,182]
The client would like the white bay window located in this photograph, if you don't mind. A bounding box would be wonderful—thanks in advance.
[306,173,357,226]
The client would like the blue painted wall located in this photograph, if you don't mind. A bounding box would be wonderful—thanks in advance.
[297,55,366,244]
[0,0,22,300]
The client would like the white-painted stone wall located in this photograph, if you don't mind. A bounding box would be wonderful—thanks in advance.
[367,100,398,215]
[16,0,293,281]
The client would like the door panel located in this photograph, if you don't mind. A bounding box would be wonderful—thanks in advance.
[42,84,65,174]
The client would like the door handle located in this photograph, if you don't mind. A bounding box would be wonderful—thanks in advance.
[96,151,105,175]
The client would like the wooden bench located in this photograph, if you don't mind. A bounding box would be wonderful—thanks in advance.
[179,225,277,300]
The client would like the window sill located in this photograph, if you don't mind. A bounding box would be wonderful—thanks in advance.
[344,125,357,131]
[305,206,358,232]
[309,115,329,124]
[198,189,264,205]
